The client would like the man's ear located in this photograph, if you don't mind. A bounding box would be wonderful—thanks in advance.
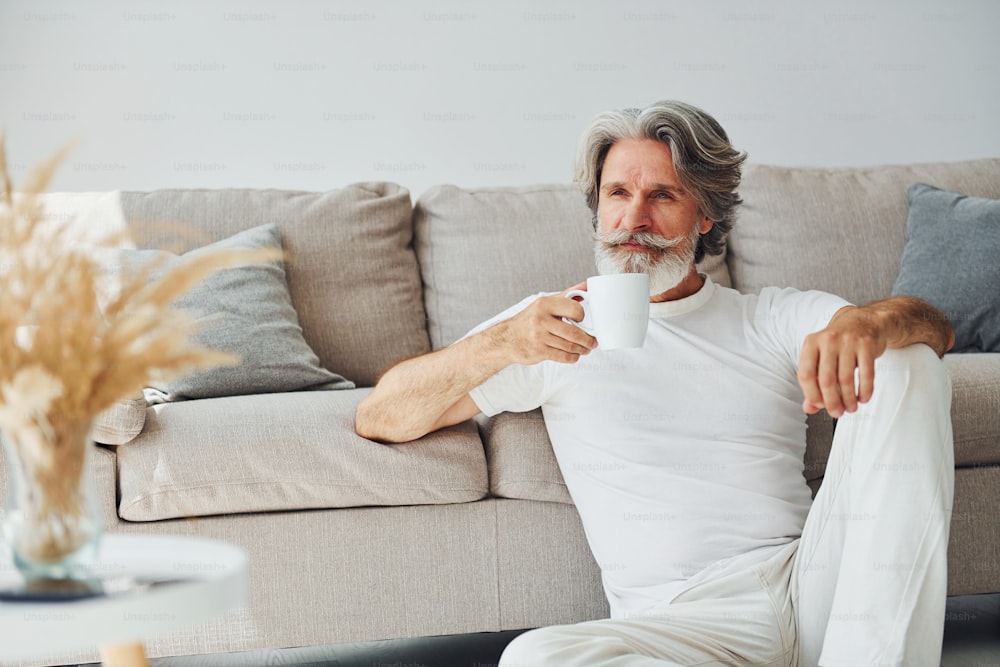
[699,216,714,235]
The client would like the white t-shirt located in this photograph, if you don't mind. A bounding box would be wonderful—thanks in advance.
[468,276,849,618]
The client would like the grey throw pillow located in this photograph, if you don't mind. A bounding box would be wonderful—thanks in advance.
[119,223,354,401]
[891,183,1000,353]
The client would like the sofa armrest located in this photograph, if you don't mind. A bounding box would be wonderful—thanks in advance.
[92,393,147,445]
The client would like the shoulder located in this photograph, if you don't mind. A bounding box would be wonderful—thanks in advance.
[708,284,851,343]
[754,286,851,325]
[698,280,762,321]
[747,287,853,357]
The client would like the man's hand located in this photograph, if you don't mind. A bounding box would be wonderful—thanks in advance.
[797,297,954,418]
[487,283,597,366]
[798,306,887,418]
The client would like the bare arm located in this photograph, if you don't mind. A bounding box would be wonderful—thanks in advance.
[355,290,596,443]
[797,295,954,418]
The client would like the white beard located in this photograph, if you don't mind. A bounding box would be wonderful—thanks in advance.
[594,227,700,296]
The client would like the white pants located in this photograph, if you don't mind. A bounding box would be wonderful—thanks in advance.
[500,345,955,667]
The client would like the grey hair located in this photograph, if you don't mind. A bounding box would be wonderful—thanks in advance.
[574,100,747,263]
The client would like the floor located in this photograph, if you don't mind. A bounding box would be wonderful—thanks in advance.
[78,594,1000,667]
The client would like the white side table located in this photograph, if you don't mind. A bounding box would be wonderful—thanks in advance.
[0,534,248,666]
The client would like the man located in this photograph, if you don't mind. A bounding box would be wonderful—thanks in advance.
[356,100,955,666]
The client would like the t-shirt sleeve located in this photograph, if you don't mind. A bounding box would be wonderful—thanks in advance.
[469,362,552,417]
[756,287,852,367]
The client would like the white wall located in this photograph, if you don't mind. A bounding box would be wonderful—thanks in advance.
[1,0,998,198]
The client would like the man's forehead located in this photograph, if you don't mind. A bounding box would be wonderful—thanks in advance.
[601,179,683,193]
[600,140,683,188]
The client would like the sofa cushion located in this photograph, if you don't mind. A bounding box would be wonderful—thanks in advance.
[121,184,428,387]
[92,393,147,446]
[892,184,1000,353]
[947,353,1000,467]
[483,409,837,504]
[729,159,1000,305]
[479,410,572,505]
[115,224,354,402]
[414,184,732,350]
[116,389,487,521]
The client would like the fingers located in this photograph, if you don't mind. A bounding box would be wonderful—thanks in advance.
[505,295,596,365]
[547,322,596,360]
[797,332,880,418]
[797,342,826,414]
[833,349,858,415]
[801,398,823,415]
[547,298,597,356]
[855,348,875,404]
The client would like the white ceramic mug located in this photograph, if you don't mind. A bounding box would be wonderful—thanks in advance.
[565,273,650,350]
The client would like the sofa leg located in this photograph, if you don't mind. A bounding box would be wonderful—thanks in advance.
[98,641,150,667]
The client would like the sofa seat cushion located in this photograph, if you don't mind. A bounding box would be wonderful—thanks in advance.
[729,159,1000,306]
[414,184,732,350]
[480,410,572,505]
[947,353,1000,467]
[121,184,429,387]
[117,389,487,522]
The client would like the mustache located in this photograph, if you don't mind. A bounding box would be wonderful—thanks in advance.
[595,230,686,251]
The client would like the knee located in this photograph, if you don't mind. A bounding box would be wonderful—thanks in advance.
[499,626,576,667]
[836,344,954,464]
[874,344,951,406]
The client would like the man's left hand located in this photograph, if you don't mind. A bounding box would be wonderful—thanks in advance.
[797,306,887,418]
[797,296,954,418]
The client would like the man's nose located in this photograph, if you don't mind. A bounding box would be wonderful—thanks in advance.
[621,198,652,232]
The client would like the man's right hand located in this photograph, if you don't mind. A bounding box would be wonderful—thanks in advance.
[485,287,598,366]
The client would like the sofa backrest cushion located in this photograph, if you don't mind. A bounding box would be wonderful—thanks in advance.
[121,184,429,387]
[414,184,732,350]
[728,159,1000,305]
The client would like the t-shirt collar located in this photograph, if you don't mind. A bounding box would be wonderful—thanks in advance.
[648,274,716,319]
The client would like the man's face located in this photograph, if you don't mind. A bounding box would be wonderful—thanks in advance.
[594,138,713,295]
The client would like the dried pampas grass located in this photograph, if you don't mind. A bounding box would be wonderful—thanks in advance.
[0,136,278,566]
[0,136,280,428]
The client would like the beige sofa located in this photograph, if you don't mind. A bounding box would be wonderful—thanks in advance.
[2,158,999,664]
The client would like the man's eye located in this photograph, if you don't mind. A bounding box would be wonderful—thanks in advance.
[610,190,626,197]
[655,192,672,200]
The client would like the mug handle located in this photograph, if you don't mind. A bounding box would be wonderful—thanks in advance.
[563,290,594,333]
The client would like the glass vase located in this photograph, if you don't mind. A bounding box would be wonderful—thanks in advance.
[1,419,104,583]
